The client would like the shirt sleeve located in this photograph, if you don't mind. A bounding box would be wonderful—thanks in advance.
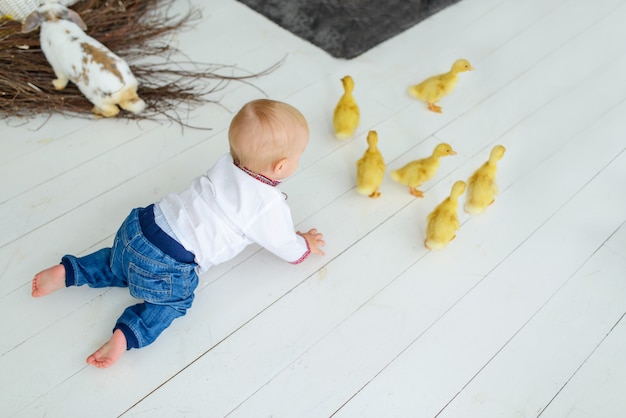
[243,198,310,264]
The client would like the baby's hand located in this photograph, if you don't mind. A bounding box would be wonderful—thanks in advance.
[297,228,325,256]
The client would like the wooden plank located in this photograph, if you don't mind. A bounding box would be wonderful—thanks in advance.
[542,318,626,418]
[0,118,92,166]
[194,81,626,418]
[436,246,626,417]
[123,35,626,418]
[369,0,571,115]
[605,221,626,259]
[330,146,626,417]
[1,121,160,204]
[436,0,626,156]
[538,227,626,418]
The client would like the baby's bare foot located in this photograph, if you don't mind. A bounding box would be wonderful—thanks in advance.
[86,329,127,369]
[32,264,66,297]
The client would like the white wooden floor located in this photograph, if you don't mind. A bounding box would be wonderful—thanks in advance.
[2,0,626,416]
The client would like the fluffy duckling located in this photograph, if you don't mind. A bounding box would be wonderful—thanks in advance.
[408,59,474,113]
[425,180,466,250]
[464,145,506,214]
[356,130,386,198]
[390,143,457,197]
[333,75,360,139]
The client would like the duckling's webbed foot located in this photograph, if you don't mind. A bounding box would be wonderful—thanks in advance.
[410,188,424,198]
[428,103,442,113]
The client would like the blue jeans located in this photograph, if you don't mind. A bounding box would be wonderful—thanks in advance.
[62,207,198,350]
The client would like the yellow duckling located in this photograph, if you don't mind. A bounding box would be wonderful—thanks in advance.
[408,59,474,113]
[464,145,506,214]
[425,180,466,250]
[333,75,360,139]
[390,143,457,197]
[356,130,386,198]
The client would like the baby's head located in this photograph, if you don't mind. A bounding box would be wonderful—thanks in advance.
[229,99,309,180]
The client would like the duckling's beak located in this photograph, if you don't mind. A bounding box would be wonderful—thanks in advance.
[451,149,457,155]
[468,65,475,71]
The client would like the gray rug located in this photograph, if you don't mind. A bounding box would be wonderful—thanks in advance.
[236,0,462,59]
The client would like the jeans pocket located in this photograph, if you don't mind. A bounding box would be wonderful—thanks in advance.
[128,262,173,303]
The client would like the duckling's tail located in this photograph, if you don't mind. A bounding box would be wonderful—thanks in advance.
[408,85,421,99]
[464,201,486,215]
[390,169,401,183]
[424,238,448,251]
[335,131,352,140]
[356,185,375,196]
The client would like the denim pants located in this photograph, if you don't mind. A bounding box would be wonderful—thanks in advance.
[62,207,198,350]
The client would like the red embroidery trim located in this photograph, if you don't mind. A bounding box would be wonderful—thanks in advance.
[234,161,282,187]
[290,237,311,265]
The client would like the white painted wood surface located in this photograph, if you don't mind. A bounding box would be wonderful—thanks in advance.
[2,0,625,416]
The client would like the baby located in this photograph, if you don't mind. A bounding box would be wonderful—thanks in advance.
[31,99,325,368]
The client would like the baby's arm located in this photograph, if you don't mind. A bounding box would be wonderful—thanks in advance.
[297,228,325,256]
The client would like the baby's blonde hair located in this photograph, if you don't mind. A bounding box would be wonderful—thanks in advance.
[229,99,309,173]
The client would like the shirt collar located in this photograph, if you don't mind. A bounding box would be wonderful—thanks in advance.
[233,161,282,187]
